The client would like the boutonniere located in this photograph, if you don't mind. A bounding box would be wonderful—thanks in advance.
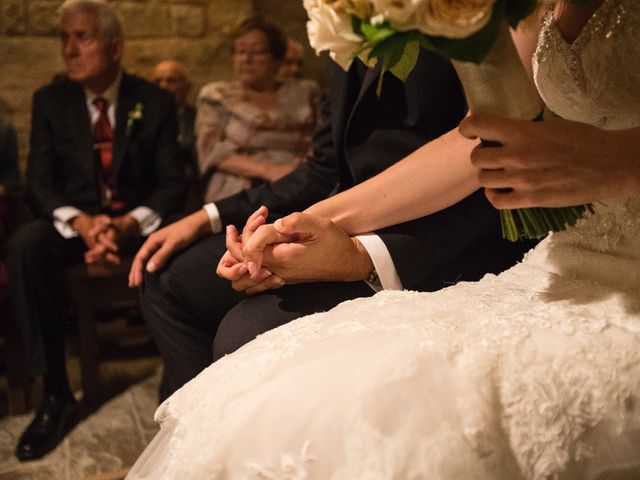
[126,102,144,137]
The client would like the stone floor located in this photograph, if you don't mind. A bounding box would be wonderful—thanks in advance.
[0,317,162,480]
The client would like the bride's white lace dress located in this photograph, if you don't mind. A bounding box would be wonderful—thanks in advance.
[128,1,640,478]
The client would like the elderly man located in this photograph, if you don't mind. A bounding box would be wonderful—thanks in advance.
[151,59,197,179]
[6,0,183,461]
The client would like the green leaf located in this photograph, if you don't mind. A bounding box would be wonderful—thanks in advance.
[360,21,396,44]
[389,41,420,82]
[418,36,435,51]
[368,30,420,60]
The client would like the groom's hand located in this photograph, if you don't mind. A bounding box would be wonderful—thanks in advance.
[128,209,212,287]
[242,212,374,285]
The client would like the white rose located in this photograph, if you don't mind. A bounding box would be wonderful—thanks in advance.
[304,0,363,70]
[414,0,496,39]
[370,0,421,30]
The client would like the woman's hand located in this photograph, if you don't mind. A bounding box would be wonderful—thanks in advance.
[460,115,640,208]
[216,219,285,295]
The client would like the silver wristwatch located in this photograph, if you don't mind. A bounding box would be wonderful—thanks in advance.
[366,267,381,289]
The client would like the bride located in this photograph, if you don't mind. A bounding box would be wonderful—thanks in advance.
[128,0,640,478]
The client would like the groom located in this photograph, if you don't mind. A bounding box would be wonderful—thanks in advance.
[131,51,533,399]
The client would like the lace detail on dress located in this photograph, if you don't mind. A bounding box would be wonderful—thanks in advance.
[501,334,640,479]
[242,441,316,479]
[533,0,640,130]
[535,0,627,91]
[557,198,640,253]
[146,273,640,479]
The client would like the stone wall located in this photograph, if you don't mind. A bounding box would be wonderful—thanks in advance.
[0,0,325,171]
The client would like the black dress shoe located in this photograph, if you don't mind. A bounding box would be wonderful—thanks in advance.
[15,394,80,461]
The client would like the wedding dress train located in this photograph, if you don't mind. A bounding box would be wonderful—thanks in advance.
[128,0,640,478]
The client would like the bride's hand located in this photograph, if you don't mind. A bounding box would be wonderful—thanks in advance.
[242,212,373,284]
[239,206,270,275]
[460,114,640,208]
[217,223,285,294]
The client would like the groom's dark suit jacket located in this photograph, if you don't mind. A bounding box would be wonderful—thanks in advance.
[212,51,523,290]
[27,72,185,220]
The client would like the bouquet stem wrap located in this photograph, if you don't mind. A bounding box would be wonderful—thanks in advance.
[451,22,591,241]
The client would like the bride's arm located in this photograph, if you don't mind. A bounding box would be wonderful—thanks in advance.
[305,127,479,235]
[304,22,543,236]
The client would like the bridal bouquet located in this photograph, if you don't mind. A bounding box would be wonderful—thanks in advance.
[304,0,592,241]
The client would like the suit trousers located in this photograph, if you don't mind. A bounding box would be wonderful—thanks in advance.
[6,220,87,379]
[6,218,150,381]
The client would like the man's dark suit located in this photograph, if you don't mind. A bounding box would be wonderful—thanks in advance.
[6,72,185,379]
[27,73,183,217]
[142,52,534,399]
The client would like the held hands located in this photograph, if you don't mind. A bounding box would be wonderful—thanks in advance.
[72,214,139,266]
[460,114,640,209]
[216,206,288,294]
[217,206,374,294]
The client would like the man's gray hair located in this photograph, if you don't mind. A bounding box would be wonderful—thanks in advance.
[59,0,123,42]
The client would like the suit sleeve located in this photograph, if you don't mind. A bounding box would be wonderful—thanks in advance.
[26,89,67,217]
[139,88,186,217]
[214,92,338,227]
[375,190,509,291]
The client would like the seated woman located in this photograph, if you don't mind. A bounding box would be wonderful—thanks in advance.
[128,0,640,478]
[197,17,321,203]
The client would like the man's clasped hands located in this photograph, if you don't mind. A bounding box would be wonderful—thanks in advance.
[217,205,374,294]
[72,213,139,265]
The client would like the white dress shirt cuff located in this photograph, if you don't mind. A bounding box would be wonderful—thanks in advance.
[355,233,403,292]
[53,206,84,238]
[129,206,161,236]
[203,202,223,234]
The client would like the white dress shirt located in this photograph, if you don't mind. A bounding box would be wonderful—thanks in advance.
[202,202,403,291]
[53,71,161,238]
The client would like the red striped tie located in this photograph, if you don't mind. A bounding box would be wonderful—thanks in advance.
[93,97,123,211]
